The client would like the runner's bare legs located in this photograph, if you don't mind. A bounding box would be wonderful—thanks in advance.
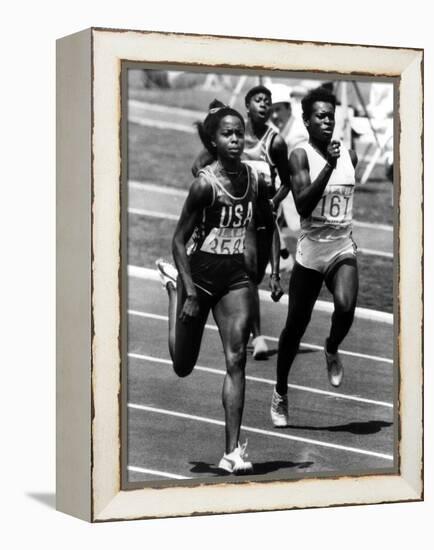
[249,283,262,336]
[276,263,323,395]
[325,262,358,353]
[212,286,252,453]
[165,279,211,377]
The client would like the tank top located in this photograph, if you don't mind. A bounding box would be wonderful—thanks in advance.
[299,142,355,242]
[242,124,277,194]
[189,162,258,255]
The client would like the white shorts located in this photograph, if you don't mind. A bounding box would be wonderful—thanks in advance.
[296,233,357,277]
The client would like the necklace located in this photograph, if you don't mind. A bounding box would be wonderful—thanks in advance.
[217,160,243,178]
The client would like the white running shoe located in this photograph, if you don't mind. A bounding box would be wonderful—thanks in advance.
[324,341,344,387]
[270,388,289,427]
[218,441,253,474]
[252,336,268,360]
[155,258,177,289]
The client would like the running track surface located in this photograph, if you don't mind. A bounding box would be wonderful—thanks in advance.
[126,98,395,484]
[127,275,395,483]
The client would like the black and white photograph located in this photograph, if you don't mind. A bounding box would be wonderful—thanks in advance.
[3,0,431,543]
[54,27,422,523]
[124,66,396,485]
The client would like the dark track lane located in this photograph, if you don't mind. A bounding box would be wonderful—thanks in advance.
[126,276,396,482]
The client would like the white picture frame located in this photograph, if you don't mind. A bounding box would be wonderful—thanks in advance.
[56,27,423,522]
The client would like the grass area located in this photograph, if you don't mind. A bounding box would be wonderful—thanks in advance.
[130,85,248,114]
[128,216,173,270]
[128,216,393,313]
[128,122,198,188]
[354,180,393,225]
[129,73,262,114]
[129,122,393,225]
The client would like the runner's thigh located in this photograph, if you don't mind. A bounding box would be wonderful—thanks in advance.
[326,261,358,311]
[287,262,323,319]
[212,286,252,360]
[173,281,212,372]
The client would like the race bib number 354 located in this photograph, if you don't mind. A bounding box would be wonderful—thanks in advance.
[200,227,246,254]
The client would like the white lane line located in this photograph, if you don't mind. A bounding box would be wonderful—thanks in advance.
[357,248,393,259]
[128,352,393,409]
[129,207,179,221]
[128,265,394,326]
[129,99,205,119]
[353,220,393,232]
[128,180,394,234]
[128,309,392,365]
[129,207,393,260]
[129,116,195,133]
[129,180,188,197]
[128,403,393,461]
[257,287,393,326]
[128,465,189,480]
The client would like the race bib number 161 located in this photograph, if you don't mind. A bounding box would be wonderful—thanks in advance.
[313,186,354,225]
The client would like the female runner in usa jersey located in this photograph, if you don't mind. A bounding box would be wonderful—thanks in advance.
[191,87,290,359]
[157,102,275,473]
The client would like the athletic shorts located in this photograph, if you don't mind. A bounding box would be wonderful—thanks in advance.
[295,233,357,278]
[189,251,250,300]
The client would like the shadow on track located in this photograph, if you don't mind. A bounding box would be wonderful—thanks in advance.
[284,420,392,435]
[247,347,278,360]
[189,460,314,476]
[251,460,314,475]
[246,347,316,361]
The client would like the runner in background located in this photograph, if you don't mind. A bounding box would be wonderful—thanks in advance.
[157,102,277,473]
[268,83,308,271]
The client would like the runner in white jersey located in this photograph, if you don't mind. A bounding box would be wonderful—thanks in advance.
[157,102,276,473]
[268,83,308,270]
[242,121,278,191]
[241,87,289,358]
[270,87,359,427]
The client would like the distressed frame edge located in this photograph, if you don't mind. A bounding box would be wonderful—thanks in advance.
[86,29,423,522]
[397,51,424,497]
[91,25,424,57]
[94,476,422,522]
